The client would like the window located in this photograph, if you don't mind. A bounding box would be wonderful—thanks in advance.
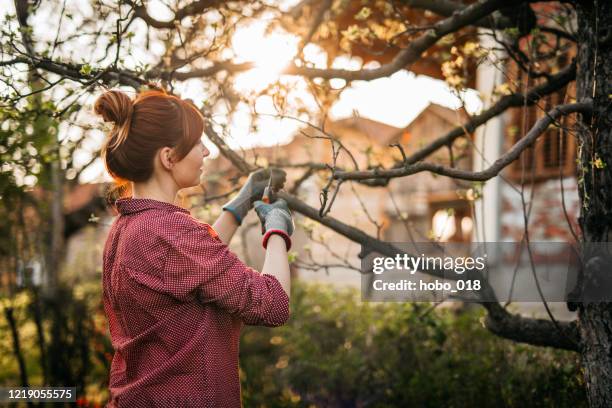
[428,194,472,243]
[506,76,576,183]
[507,96,576,182]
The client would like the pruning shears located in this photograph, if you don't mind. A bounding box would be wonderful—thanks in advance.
[262,176,275,204]
[260,169,284,233]
[262,168,285,204]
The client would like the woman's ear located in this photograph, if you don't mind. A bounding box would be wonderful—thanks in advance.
[159,146,175,171]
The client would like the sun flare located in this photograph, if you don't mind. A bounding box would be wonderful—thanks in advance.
[232,22,299,92]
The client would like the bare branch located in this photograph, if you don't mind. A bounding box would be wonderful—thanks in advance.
[251,62,575,188]
[14,0,35,56]
[333,101,592,182]
[402,61,576,165]
[148,61,255,81]
[6,55,147,89]
[482,302,580,351]
[399,0,519,31]
[133,0,225,29]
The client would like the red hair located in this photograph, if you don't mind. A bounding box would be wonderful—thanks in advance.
[94,89,204,201]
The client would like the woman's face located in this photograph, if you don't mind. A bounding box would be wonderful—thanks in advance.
[170,139,210,188]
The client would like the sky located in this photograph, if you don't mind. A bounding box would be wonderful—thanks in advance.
[329,71,482,128]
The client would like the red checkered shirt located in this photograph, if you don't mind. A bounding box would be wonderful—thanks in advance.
[102,198,290,408]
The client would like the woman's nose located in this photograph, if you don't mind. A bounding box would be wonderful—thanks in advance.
[202,145,210,157]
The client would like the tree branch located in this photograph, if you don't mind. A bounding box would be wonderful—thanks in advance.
[7,56,147,89]
[133,0,225,29]
[333,101,592,182]
[278,0,514,81]
[14,0,35,56]
[482,302,580,351]
[148,61,255,81]
[402,61,576,165]
[300,0,332,48]
[400,0,520,31]
[248,62,575,187]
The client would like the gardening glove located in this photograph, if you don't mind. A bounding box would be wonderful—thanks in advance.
[222,168,287,225]
[254,198,294,251]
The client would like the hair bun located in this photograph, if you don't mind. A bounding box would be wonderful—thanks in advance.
[94,90,133,126]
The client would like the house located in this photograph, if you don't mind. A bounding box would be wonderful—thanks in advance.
[383,103,472,244]
[472,19,578,319]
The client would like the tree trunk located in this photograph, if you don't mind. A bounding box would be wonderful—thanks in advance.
[575,1,612,406]
[47,158,64,292]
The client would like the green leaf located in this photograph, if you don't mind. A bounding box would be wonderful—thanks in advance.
[79,64,91,76]
[355,7,372,21]
[504,27,520,38]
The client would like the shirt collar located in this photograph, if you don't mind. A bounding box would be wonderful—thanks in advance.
[115,197,190,215]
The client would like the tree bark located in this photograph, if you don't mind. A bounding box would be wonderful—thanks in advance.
[575,1,612,406]
[4,307,34,408]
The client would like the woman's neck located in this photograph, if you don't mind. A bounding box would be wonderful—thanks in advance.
[131,178,179,205]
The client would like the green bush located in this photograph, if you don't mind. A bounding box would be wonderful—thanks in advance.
[0,284,112,406]
[0,280,586,407]
[239,280,586,408]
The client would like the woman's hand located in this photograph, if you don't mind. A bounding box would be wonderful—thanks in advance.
[222,168,286,225]
[254,198,294,250]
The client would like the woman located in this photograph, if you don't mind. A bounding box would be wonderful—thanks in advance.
[96,89,293,408]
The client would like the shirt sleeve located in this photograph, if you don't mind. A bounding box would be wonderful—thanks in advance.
[160,216,290,327]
